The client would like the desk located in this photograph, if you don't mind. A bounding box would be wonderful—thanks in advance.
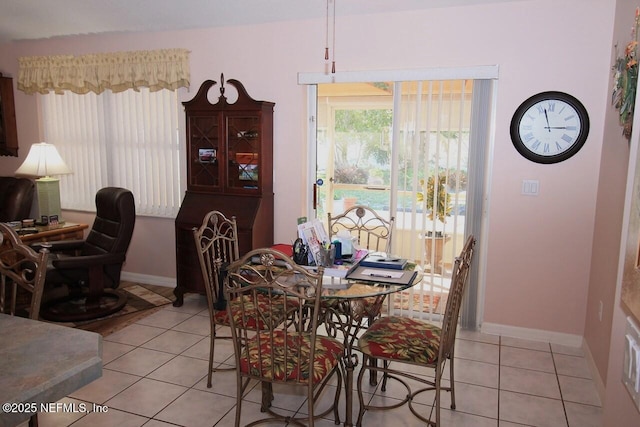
[17,222,88,244]
[320,272,421,427]
[0,314,102,426]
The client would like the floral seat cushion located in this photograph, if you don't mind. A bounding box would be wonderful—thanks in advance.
[358,316,441,365]
[214,295,293,330]
[239,331,345,384]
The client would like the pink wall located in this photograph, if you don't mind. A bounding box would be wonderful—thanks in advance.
[600,1,640,424]
[0,0,610,336]
[2,2,639,422]
[587,0,633,389]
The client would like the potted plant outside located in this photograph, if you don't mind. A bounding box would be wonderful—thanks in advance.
[417,174,452,273]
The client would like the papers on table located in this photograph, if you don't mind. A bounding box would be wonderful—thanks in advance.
[346,265,417,286]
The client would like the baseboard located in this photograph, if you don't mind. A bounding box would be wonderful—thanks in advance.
[121,272,176,288]
[582,339,606,404]
[481,322,583,347]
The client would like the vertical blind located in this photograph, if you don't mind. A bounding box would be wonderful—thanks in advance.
[41,88,182,217]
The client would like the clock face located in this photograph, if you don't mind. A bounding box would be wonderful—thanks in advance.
[510,91,589,164]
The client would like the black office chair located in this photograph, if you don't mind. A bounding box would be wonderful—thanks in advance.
[36,187,136,322]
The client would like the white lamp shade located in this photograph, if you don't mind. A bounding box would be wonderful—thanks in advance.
[15,142,71,178]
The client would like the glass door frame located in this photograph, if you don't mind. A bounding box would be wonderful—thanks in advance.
[299,66,498,329]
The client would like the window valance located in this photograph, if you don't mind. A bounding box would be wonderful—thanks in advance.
[18,48,190,95]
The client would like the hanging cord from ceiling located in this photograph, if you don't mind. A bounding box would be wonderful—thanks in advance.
[325,0,336,73]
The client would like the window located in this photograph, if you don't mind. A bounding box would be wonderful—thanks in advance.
[41,88,182,217]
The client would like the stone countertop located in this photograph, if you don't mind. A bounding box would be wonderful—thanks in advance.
[0,314,102,426]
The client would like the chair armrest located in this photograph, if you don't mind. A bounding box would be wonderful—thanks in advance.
[52,253,126,270]
[31,240,84,252]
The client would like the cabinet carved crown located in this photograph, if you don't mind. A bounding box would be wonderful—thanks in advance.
[182,75,274,196]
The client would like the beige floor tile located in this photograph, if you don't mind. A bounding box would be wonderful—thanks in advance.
[457,329,500,345]
[215,400,296,427]
[154,388,236,427]
[105,347,175,377]
[454,339,500,364]
[163,294,208,315]
[499,390,567,426]
[500,365,561,399]
[443,358,499,388]
[36,397,89,427]
[66,407,148,427]
[105,378,187,418]
[138,420,178,427]
[101,341,135,364]
[104,323,166,346]
[439,407,499,427]
[558,375,601,406]
[140,329,203,354]
[500,336,552,352]
[436,382,498,419]
[192,368,240,396]
[50,299,605,427]
[554,353,592,379]
[135,308,194,329]
[69,369,141,404]
[170,313,211,336]
[146,355,209,387]
[564,401,603,427]
[500,345,556,373]
[551,342,585,357]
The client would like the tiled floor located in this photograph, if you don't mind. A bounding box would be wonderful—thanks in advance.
[31,294,602,427]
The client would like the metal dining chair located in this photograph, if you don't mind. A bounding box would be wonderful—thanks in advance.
[193,210,242,387]
[0,222,50,427]
[328,204,394,255]
[327,204,395,320]
[223,248,344,426]
[194,211,292,388]
[328,205,396,385]
[355,235,476,426]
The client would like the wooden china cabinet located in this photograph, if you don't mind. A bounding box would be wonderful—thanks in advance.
[174,77,274,306]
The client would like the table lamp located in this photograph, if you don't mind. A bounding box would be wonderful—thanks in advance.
[15,142,71,223]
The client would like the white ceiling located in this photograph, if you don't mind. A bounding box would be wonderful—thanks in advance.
[0,0,516,43]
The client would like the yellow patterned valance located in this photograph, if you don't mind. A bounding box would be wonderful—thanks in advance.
[18,48,190,95]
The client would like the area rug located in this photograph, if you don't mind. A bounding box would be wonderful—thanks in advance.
[391,292,441,314]
[55,281,175,336]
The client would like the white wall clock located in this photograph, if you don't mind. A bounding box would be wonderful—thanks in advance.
[510,91,589,164]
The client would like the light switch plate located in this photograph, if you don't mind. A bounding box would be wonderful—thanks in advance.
[522,179,539,196]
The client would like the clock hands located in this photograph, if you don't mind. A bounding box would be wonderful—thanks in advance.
[543,108,569,130]
[544,109,551,132]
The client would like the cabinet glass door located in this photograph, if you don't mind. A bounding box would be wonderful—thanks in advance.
[188,115,220,189]
[226,115,260,192]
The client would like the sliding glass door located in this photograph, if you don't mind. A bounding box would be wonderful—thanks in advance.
[301,68,495,327]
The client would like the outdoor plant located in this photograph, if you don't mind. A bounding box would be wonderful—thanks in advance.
[417,173,451,223]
